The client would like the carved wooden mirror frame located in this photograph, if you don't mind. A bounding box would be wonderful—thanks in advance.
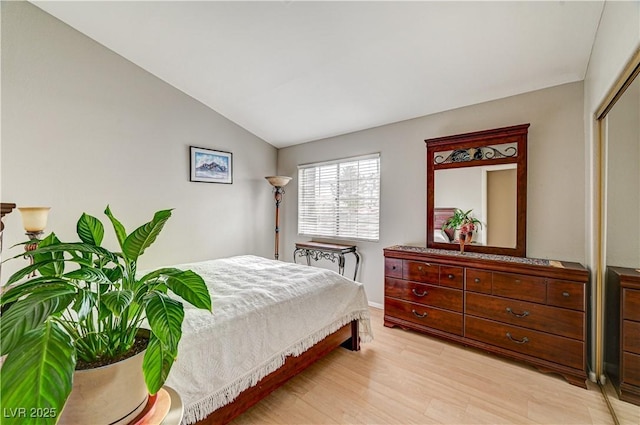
[426,124,529,257]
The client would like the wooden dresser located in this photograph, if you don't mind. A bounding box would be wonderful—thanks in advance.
[384,245,589,387]
[605,266,640,405]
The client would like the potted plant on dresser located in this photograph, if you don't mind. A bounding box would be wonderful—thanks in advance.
[442,208,483,252]
[0,206,212,425]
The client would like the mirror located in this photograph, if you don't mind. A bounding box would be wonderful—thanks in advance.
[434,164,518,247]
[426,124,529,257]
[599,52,640,423]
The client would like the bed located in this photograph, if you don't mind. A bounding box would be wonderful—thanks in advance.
[434,207,457,242]
[164,255,372,425]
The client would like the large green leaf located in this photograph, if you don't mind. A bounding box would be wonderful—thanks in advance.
[165,270,212,311]
[142,335,175,395]
[102,265,123,283]
[0,288,75,355]
[1,276,69,305]
[25,243,118,264]
[138,268,210,309]
[33,233,64,277]
[97,299,114,323]
[138,267,183,282]
[122,209,172,262]
[76,213,104,246]
[104,205,127,251]
[133,281,166,304]
[63,267,113,286]
[5,258,65,285]
[72,288,97,321]
[144,292,183,350]
[0,321,75,425]
[1,233,57,263]
[137,267,181,296]
[5,261,45,284]
[101,290,134,317]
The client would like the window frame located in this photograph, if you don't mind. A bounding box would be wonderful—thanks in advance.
[297,153,381,242]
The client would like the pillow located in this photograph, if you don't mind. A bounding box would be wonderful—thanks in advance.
[434,229,449,243]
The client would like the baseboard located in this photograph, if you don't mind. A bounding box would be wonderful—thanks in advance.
[368,301,383,310]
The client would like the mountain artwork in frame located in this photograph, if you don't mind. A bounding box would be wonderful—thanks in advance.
[190,146,233,184]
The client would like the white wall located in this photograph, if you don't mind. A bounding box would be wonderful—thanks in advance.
[605,78,640,267]
[435,167,484,243]
[278,82,586,306]
[0,2,278,282]
[582,0,640,379]
[584,1,640,272]
[434,167,483,218]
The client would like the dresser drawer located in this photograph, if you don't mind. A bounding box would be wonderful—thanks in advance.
[466,269,492,294]
[385,297,463,336]
[440,266,463,289]
[492,272,546,304]
[385,258,403,278]
[404,260,439,284]
[623,320,640,355]
[623,289,640,322]
[465,316,584,370]
[547,280,585,311]
[465,292,584,340]
[623,351,640,387]
[385,278,463,312]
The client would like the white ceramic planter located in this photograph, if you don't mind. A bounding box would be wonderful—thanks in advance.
[58,341,149,425]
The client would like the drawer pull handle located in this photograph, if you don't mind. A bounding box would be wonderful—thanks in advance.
[506,332,529,344]
[412,289,429,297]
[392,266,397,270]
[448,274,454,279]
[505,307,529,318]
[474,278,481,283]
[562,292,570,297]
[412,309,428,319]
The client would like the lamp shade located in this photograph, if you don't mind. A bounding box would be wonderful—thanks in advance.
[265,176,292,187]
[18,207,51,232]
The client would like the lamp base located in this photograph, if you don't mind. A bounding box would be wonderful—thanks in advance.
[24,231,44,277]
[25,231,44,252]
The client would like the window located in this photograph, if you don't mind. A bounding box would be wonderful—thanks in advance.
[298,153,380,241]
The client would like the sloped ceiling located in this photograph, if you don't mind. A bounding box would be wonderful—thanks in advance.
[32,1,604,148]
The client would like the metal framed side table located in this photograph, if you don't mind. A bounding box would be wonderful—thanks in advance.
[293,241,361,281]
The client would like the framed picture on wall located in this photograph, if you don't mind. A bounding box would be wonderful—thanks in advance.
[190,146,233,184]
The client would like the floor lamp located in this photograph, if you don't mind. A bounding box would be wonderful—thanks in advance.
[18,206,51,276]
[265,176,292,260]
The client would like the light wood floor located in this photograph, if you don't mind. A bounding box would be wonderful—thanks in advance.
[232,307,635,424]
[602,379,640,425]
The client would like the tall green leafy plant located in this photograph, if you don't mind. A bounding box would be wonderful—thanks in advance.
[0,206,212,424]
[442,208,483,233]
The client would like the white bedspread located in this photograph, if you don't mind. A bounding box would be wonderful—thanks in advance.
[164,255,372,424]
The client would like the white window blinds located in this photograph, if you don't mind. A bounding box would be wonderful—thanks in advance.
[298,153,380,241]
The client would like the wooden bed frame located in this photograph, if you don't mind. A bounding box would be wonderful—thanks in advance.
[195,321,360,425]
[434,207,456,242]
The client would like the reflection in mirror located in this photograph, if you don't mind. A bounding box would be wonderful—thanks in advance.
[426,123,529,257]
[605,76,640,266]
[434,164,517,248]
[601,58,640,424]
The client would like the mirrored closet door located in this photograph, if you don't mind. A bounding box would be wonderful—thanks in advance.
[599,51,640,424]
